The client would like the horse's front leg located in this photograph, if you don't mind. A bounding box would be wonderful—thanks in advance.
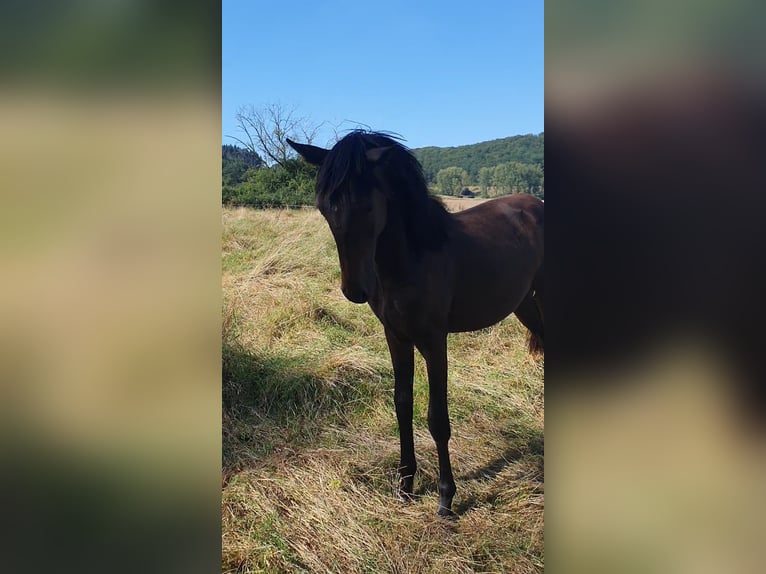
[417,333,456,517]
[385,328,416,501]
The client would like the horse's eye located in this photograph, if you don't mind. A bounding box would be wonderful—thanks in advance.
[331,204,339,213]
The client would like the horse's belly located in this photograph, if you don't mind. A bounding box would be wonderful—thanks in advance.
[446,214,542,333]
[447,281,530,333]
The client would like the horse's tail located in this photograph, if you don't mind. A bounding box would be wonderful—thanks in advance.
[527,330,544,356]
[515,287,544,357]
[529,288,544,356]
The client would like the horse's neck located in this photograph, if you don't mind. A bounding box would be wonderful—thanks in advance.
[374,208,415,286]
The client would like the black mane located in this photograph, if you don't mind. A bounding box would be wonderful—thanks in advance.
[318,130,452,251]
[317,130,397,197]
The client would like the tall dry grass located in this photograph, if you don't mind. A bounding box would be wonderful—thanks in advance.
[222,206,544,573]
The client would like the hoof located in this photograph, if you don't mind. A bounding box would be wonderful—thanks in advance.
[436,504,457,519]
[397,491,416,503]
[397,475,415,502]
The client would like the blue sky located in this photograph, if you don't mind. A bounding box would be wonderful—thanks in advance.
[222,1,543,150]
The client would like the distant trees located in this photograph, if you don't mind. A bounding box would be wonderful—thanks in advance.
[515,162,543,197]
[478,167,493,196]
[435,166,469,196]
[435,161,543,199]
[232,103,322,167]
[490,163,513,195]
[488,162,544,198]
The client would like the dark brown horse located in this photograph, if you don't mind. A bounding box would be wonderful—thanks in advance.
[287,131,544,516]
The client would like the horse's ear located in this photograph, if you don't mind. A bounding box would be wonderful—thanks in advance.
[366,146,394,164]
[286,138,329,166]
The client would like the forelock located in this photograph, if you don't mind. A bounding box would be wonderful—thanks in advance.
[316,130,406,199]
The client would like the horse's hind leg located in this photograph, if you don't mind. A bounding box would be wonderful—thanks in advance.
[514,289,544,355]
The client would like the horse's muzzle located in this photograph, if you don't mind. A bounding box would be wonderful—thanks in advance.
[341,285,368,304]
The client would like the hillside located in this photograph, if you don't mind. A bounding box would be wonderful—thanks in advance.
[413,133,544,183]
[222,144,264,187]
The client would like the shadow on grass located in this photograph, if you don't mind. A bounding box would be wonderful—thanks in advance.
[355,421,544,516]
[222,341,387,480]
[223,343,321,415]
[452,427,544,516]
[460,428,544,482]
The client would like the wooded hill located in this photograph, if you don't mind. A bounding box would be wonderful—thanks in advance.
[413,133,544,183]
[222,144,264,187]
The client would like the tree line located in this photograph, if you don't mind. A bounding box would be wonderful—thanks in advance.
[222,104,544,207]
[222,156,317,208]
[435,161,543,198]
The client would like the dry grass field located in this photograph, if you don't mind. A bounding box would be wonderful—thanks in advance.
[222,204,544,573]
[438,196,489,212]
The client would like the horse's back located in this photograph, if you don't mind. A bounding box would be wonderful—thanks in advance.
[452,195,543,260]
[454,194,543,229]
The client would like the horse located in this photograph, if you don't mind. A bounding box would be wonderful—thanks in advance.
[287,131,544,516]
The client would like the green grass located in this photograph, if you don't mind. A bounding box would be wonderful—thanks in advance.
[222,206,544,573]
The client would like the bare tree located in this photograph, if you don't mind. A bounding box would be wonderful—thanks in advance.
[230,103,322,167]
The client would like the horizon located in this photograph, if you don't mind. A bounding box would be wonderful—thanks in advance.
[223,1,543,150]
[222,130,544,153]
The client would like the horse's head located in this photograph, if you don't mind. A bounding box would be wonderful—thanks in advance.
[287,134,393,304]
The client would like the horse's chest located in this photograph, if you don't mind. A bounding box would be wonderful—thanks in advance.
[370,289,443,338]
[370,293,410,325]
